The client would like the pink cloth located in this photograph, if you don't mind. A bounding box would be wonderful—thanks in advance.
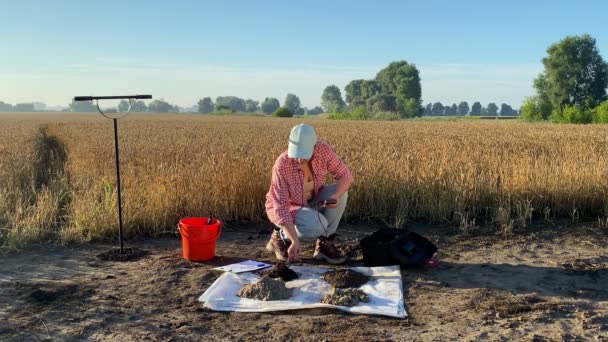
[265,141,353,226]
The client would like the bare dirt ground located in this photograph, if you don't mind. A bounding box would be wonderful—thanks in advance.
[1,223,607,341]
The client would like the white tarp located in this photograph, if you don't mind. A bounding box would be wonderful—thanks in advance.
[198,265,406,318]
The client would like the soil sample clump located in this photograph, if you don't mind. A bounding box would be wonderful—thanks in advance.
[322,288,370,307]
[322,269,370,288]
[237,276,292,301]
[260,262,299,281]
[96,248,148,262]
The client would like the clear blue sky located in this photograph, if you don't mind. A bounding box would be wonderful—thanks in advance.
[1,0,607,108]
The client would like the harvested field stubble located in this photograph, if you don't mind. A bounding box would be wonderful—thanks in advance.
[1,114,608,244]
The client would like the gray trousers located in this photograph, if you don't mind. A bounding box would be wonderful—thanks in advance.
[279,184,348,240]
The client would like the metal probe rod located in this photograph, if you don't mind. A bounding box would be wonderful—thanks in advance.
[73,94,152,253]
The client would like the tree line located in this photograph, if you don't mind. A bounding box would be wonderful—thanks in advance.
[423,101,518,116]
[0,96,325,116]
[196,95,323,116]
[318,62,519,120]
[68,99,179,113]
[0,102,36,112]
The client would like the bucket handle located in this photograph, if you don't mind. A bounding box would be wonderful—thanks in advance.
[176,219,223,238]
[216,220,223,239]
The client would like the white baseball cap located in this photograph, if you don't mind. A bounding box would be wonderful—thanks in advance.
[287,124,317,159]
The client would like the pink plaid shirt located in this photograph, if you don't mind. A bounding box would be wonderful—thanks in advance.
[265,141,353,226]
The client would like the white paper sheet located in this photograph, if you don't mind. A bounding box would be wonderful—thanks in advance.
[199,265,406,318]
[213,260,272,273]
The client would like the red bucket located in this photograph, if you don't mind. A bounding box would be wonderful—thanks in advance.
[178,217,222,261]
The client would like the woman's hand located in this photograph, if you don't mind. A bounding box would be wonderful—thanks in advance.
[287,238,301,262]
[281,223,301,262]
[323,195,340,208]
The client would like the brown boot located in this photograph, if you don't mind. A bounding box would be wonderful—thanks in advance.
[266,230,290,261]
[314,234,346,264]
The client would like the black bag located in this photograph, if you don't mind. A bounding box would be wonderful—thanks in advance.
[360,229,437,268]
[360,229,401,267]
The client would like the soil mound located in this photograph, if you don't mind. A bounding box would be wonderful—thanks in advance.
[321,288,369,307]
[260,262,298,281]
[322,269,369,288]
[97,247,148,262]
[237,276,292,301]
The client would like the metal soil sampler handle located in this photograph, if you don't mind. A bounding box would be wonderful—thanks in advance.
[73,95,152,253]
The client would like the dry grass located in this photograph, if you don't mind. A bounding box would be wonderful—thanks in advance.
[0,117,69,250]
[1,113,608,246]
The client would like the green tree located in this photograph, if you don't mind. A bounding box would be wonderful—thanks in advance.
[458,101,469,115]
[444,105,455,115]
[345,79,380,107]
[307,106,323,115]
[366,94,397,113]
[593,101,608,123]
[284,93,301,114]
[560,104,593,124]
[216,105,232,112]
[487,103,498,116]
[345,80,364,106]
[403,98,422,118]
[215,96,246,112]
[131,100,148,112]
[349,106,372,120]
[272,107,293,117]
[148,99,175,113]
[215,96,245,112]
[69,100,96,112]
[360,80,380,101]
[118,100,130,112]
[431,102,444,115]
[0,101,12,112]
[245,99,259,112]
[321,85,345,112]
[261,97,280,114]
[376,60,422,116]
[111,100,147,112]
[470,102,482,115]
[451,103,457,115]
[520,96,545,121]
[424,103,432,115]
[117,100,146,112]
[535,34,608,110]
[500,103,514,116]
[14,103,35,112]
[198,97,214,113]
[533,74,553,117]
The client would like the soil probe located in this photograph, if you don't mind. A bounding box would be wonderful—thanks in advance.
[73,95,152,253]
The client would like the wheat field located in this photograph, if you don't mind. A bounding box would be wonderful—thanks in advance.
[1,113,607,249]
